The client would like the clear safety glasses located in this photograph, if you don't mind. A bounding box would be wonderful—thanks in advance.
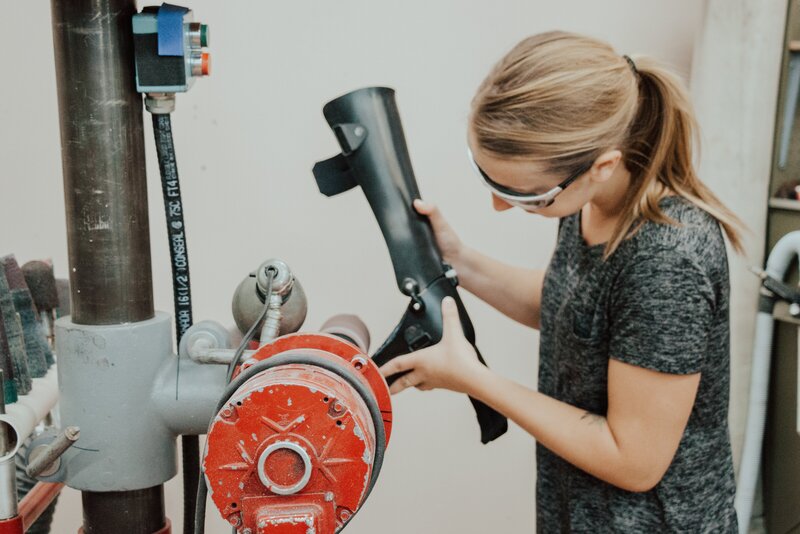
[467,147,592,211]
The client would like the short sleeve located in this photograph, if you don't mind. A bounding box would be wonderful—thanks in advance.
[608,250,715,375]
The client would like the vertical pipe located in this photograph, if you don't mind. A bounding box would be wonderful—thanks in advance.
[50,0,154,325]
[81,488,166,534]
[0,370,18,522]
[49,0,164,531]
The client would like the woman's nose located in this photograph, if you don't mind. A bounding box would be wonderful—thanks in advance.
[492,194,514,212]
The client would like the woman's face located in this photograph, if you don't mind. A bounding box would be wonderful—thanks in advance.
[468,143,596,218]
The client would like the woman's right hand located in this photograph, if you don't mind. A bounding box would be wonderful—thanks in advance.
[414,199,464,265]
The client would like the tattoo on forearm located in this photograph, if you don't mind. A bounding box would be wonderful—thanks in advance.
[580,411,606,427]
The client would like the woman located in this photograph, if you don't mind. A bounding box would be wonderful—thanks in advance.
[380,31,742,532]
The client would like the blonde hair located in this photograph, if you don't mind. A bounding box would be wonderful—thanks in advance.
[470,31,744,257]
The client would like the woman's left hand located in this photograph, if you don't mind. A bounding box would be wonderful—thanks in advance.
[379,297,486,395]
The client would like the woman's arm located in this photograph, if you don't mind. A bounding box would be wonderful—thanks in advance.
[382,298,700,492]
[456,246,545,329]
[414,199,545,329]
[469,359,699,492]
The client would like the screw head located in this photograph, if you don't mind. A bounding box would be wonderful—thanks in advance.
[350,356,367,371]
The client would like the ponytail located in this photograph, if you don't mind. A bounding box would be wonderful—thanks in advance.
[471,32,745,258]
[613,57,745,256]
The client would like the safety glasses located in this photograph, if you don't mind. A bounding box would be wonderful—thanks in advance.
[467,147,592,211]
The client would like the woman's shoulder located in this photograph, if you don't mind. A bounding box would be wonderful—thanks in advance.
[628,195,727,269]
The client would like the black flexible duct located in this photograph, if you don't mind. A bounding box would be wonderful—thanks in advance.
[152,112,199,534]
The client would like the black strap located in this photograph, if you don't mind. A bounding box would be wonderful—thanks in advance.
[312,154,358,197]
[371,277,508,444]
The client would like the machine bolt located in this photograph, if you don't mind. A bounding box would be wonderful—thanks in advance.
[350,356,367,371]
[325,492,334,502]
[227,513,242,527]
[328,399,346,418]
[339,509,352,521]
[220,405,237,421]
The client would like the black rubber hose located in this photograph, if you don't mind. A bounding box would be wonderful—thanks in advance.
[152,112,199,534]
[224,269,274,384]
[196,272,273,534]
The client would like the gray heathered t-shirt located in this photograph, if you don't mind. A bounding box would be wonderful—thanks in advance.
[537,196,737,533]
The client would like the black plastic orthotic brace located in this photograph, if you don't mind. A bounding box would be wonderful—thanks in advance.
[313,86,507,444]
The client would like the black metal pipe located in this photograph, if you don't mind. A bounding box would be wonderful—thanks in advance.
[82,487,166,534]
[50,0,164,531]
[51,0,154,325]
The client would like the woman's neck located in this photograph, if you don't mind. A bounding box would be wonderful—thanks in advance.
[581,164,632,246]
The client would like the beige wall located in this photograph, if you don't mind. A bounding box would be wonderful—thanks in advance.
[691,0,787,475]
[0,1,704,532]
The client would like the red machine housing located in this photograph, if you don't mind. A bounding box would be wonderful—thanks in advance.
[203,333,392,533]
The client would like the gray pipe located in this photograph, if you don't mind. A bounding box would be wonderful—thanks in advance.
[0,370,16,521]
[736,230,800,532]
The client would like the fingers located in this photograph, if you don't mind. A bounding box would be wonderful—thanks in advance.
[389,371,423,395]
[379,353,418,378]
[440,296,464,339]
[413,198,435,215]
[414,199,443,224]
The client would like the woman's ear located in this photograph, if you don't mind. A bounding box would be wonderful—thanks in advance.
[492,194,514,212]
[589,150,622,183]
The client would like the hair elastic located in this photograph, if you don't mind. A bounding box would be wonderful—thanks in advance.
[623,55,639,76]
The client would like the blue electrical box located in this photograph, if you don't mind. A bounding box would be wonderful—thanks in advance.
[132,3,209,93]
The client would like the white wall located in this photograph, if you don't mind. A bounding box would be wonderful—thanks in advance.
[690,0,787,519]
[0,1,703,532]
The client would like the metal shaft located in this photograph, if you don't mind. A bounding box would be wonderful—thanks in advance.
[50,0,164,531]
[51,0,155,325]
[26,426,80,479]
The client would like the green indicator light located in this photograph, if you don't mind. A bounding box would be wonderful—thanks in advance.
[200,24,209,47]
